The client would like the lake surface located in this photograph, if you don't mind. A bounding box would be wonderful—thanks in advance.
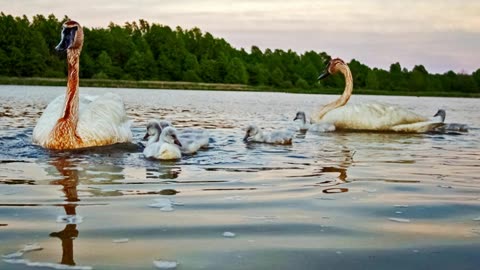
[0,85,479,270]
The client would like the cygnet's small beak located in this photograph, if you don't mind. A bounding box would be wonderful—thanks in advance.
[433,111,440,117]
[293,115,299,121]
[243,135,250,142]
[143,133,149,141]
[174,137,182,147]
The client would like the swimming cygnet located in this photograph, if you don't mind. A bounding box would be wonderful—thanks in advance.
[144,120,210,154]
[243,124,293,145]
[293,111,336,132]
[143,124,182,160]
[433,109,469,132]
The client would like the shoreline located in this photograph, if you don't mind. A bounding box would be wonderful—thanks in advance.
[1,77,478,98]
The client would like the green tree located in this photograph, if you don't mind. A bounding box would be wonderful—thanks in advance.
[0,13,478,94]
[225,57,248,84]
[96,51,113,78]
[248,63,269,85]
[295,78,309,89]
[366,70,379,90]
[472,69,480,90]
[125,51,147,80]
[271,67,285,87]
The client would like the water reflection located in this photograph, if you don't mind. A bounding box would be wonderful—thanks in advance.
[146,166,181,180]
[302,136,356,192]
[48,157,81,267]
[1,87,480,270]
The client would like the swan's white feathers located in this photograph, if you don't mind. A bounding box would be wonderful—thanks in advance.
[143,141,182,160]
[179,133,210,154]
[77,92,132,143]
[391,121,445,133]
[148,119,210,154]
[316,103,430,132]
[245,125,293,145]
[143,126,182,160]
[32,92,132,147]
[294,111,335,132]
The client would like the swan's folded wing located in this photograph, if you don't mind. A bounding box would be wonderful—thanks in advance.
[77,92,132,144]
[265,130,293,144]
[179,134,210,154]
[143,142,162,158]
[391,121,444,133]
[321,103,428,131]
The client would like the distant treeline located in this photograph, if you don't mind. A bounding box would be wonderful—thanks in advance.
[1,13,479,94]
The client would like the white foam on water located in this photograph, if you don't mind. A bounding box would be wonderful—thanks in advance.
[224,195,245,201]
[153,260,178,269]
[63,167,84,171]
[363,188,377,193]
[3,258,93,269]
[21,243,43,253]
[2,251,24,258]
[394,205,409,208]
[388,217,411,223]
[245,216,278,222]
[172,201,184,206]
[2,243,43,258]
[149,198,174,212]
[223,232,236,238]
[317,197,336,201]
[473,217,480,221]
[437,185,453,189]
[56,215,83,224]
[395,211,403,214]
[112,238,129,243]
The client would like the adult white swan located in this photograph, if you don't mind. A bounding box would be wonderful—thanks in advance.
[32,21,132,149]
[313,58,443,133]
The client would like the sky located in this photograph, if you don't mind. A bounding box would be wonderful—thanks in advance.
[2,0,479,74]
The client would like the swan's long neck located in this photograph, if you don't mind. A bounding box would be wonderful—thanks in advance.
[62,48,81,125]
[316,65,353,120]
[47,48,82,149]
[152,131,161,144]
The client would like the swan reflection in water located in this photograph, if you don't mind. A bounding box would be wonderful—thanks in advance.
[301,134,355,194]
[49,157,81,267]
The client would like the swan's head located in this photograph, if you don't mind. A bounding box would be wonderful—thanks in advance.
[293,111,307,123]
[161,127,182,147]
[55,20,84,52]
[143,120,162,141]
[243,125,260,142]
[318,58,347,80]
[433,109,446,122]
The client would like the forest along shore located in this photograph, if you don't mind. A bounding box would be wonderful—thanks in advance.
[1,13,479,98]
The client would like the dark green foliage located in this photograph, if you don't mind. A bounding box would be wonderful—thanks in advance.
[366,70,379,90]
[0,13,478,94]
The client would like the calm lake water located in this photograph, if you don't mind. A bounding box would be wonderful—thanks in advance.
[0,85,479,270]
